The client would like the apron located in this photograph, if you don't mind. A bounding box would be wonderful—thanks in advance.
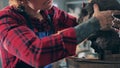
[29,15,54,68]
[18,8,67,68]
[21,10,54,68]
[27,15,55,68]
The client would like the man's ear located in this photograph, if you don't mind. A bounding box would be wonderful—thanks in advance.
[82,2,86,8]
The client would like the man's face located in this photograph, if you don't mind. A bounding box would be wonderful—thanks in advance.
[30,0,53,10]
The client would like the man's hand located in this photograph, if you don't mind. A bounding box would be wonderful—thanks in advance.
[112,12,120,31]
[93,4,113,30]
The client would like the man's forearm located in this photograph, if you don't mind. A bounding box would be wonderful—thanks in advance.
[74,17,100,43]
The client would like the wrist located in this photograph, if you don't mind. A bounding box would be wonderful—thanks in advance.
[74,17,100,43]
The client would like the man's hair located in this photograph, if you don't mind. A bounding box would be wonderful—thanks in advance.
[9,0,26,7]
[88,29,120,59]
[85,0,120,18]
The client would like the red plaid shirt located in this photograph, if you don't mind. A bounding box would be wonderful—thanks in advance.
[0,6,78,68]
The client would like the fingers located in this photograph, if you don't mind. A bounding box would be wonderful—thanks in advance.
[93,4,100,13]
[112,18,120,29]
[112,10,120,17]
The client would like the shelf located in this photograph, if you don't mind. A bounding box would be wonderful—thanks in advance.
[66,1,88,4]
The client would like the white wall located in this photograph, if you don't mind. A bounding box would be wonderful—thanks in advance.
[0,0,8,9]
[53,0,67,11]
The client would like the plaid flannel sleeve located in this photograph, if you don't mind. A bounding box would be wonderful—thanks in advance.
[0,16,77,67]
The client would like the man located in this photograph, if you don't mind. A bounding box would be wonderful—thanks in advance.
[0,0,117,68]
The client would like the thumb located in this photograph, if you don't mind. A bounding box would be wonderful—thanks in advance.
[93,4,100,13]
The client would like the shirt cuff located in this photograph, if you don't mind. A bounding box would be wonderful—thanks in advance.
[58,27,77,56]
